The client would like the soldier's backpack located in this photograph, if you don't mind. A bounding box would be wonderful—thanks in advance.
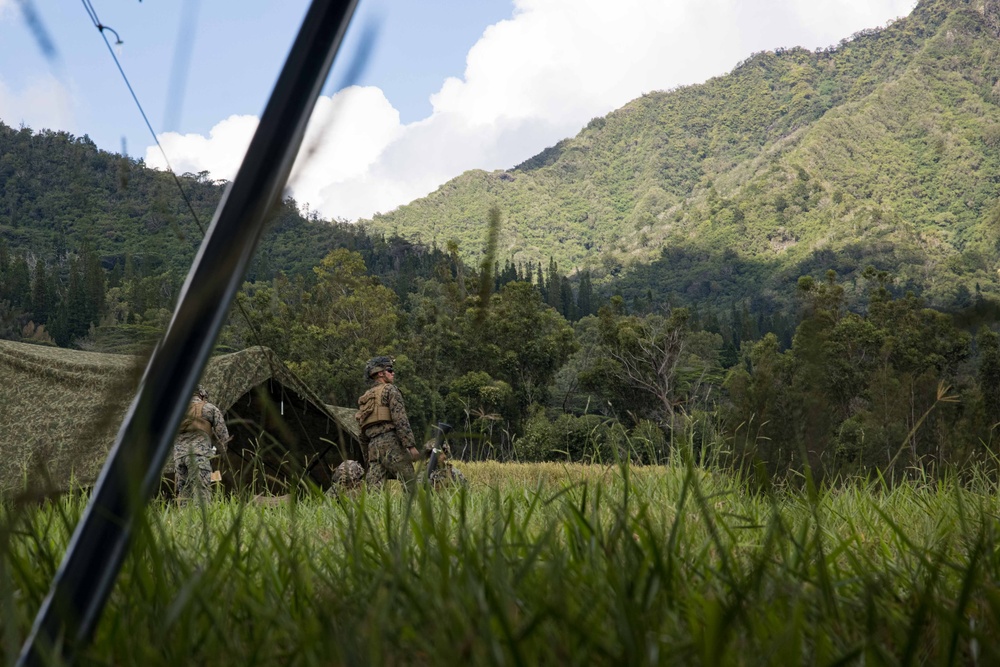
[356,383,393,430]
[180,398,212,435]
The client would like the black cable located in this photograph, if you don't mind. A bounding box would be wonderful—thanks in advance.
[79,0,207,236]
[76,0,350,468]
[76,0,367,498]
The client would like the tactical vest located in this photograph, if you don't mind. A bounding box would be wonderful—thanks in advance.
[356,383,393,431]
[179,398,212,435]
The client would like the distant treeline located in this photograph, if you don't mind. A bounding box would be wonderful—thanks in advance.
[2,227,997,480]
[3,103,1000,480]
[221,243,1000,481]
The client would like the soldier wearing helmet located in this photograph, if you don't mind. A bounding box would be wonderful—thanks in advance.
[422,439,467,489]
[173,384,231,501]
[327,459,365,497]
[355,356,418,491]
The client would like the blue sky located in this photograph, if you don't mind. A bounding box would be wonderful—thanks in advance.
[1,0,510,147]
[2,0,918,221]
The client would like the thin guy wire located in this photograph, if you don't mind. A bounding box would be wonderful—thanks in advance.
[79,0,206,236]
[76,0,363,471]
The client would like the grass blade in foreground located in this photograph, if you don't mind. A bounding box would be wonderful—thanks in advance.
[3,462,997,664]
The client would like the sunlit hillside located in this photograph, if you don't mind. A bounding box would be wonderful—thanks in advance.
[369,0,1000,311]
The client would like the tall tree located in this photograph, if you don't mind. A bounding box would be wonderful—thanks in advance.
[0,239,9,303]
[546,257,562,313]
[31,260,54,324]
[65,255,88,339]
[289,248,400,405]
[82,243,106,325]
[583,301,716,433]
[560,276,575,321]
[469,281,577,410]
[8,255,30,311]
[978,327,1000,426]
[577,270,593,318]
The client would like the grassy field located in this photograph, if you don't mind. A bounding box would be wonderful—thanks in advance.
[1,461,998,666]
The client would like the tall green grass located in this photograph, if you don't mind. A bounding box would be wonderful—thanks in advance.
[1,462,998,665]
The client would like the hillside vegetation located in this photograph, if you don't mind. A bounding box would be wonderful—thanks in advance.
[0,122,452,349]
[0,122,443,285]
[368,0,1000,311]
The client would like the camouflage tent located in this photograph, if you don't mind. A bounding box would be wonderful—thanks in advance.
[326,405,361,439]
[0,340,363,496]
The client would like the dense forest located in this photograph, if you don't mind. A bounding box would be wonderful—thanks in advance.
[0,162,995,481]
[1,0,999,481]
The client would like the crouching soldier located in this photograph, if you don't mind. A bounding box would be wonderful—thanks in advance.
[423,440,467,489]
[327,459,365,497]
[173,385,230,501]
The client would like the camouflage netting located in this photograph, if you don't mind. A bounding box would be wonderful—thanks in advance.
[326,405,361,439]
[0,341,363,496]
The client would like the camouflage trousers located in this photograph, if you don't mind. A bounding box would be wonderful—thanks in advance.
[366,432,415,491]
[174,437,214,500]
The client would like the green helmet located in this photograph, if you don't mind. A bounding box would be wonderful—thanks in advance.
[332,459,365,486]
[364,356,394,380]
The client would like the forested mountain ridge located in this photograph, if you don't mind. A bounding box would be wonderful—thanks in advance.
[367,0,1000,311]
[0,121,454,349]
[0,121,441,284]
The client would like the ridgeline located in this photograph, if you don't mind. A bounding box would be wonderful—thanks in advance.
[367,0,1000,312]
[0,121,445,292]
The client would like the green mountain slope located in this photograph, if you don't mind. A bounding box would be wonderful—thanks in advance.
[0,122,443,284]
[367,0,1000,310]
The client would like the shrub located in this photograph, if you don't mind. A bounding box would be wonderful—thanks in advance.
[626,420,669,464]
[514,409,627,463]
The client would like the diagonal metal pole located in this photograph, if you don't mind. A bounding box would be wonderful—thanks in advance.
[17,0,359,664]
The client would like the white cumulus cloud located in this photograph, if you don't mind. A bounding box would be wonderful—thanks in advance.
[0,74,76,133]
[147,86,401,214]
[147,114,259,180]
[288,87,403,214]
[147,0,918,222]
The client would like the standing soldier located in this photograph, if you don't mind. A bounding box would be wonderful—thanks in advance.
[355,356,418,491]
[173,385,230,501]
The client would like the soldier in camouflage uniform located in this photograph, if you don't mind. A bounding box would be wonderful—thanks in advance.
[355,356,418,491]
[327,459,365,496]
[173,385,230,500]
[422,439,467,488]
